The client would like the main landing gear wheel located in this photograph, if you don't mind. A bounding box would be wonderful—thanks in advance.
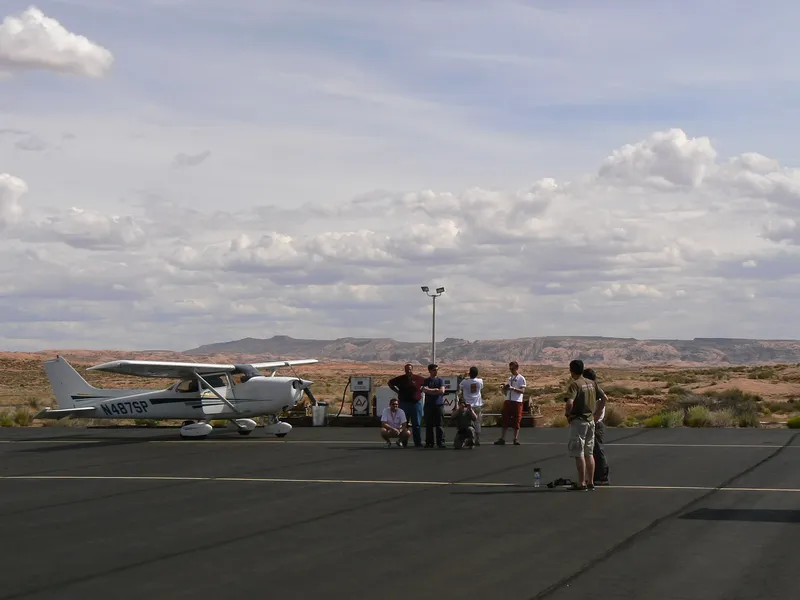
[179,421,213,439]
[229,418,258,436]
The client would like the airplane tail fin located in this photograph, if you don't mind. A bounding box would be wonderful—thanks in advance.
[42,356,99,409]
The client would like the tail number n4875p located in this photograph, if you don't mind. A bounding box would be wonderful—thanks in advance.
[101,401,149,416]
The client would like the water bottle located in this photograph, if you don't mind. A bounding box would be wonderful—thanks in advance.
[534,468,541,488]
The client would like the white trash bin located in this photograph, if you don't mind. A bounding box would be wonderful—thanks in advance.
[312,402,329,426]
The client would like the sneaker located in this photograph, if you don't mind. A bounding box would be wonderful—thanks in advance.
[395,440,403,448]
[493,439,506,445]
[566,483,587,491]
[587,484,595,491]
[513,439,521,445]
[385,441,392,448]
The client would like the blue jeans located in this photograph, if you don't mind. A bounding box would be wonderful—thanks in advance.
[399,400,423,446]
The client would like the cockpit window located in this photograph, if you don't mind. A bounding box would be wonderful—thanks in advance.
[176,380,199,393]
[205,375,225,387]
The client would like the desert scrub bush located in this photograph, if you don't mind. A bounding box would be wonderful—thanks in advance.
[686,405,711,427]
[709,409,737,427]
[549,415,568,428]
[633,387,659,396]
[664,373,699,385]
[748,367,777,380]
[702,388,761,427]
[603,385,634,396]
[13,406,34,426]
[668,385,691,396]
[604,406,625,427]
[763,401,793,414]
[787,415,800,429]
[0,410,14,427]
[737,412,761,428]
[644,409,684,428]
[134,419,158,427]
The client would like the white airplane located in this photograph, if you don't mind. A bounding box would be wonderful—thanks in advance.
[36,355,319,439]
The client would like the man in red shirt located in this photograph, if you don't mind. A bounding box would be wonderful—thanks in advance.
[388,363,425,447]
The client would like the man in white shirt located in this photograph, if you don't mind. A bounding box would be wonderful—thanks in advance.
[459,366,484,445]
[494,361,526,446]
[380,398,411,448]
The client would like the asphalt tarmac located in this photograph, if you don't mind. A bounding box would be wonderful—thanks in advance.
[1,425,798,600]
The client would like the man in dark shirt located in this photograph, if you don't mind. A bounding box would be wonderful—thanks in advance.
[422,363,446,448]
[388,363,425,447]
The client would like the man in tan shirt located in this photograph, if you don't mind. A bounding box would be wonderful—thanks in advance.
[563,359,603,491]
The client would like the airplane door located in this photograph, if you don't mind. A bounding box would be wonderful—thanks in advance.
[200,376,231,415]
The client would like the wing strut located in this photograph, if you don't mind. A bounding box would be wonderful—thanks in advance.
[195,373,240,414]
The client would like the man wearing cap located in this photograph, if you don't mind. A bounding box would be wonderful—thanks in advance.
[422,363,446,448]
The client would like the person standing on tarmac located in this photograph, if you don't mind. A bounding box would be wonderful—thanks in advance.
[459,366,484,445]
[422,363,446,448]
[388,364,425,448]
[583,367,610,485]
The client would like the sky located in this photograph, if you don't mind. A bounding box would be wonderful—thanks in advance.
[2,1,800,351]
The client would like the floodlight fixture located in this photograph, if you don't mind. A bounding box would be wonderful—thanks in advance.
[420,285,446,364]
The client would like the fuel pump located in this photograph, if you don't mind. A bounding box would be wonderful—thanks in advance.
[349,376,373,417]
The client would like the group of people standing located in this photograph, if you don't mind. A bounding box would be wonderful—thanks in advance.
[379,359,611,489]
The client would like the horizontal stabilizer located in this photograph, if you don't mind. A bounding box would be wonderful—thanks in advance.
[35,406,97,420]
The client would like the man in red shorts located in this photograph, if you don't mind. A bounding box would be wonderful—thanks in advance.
[494,361,526,445]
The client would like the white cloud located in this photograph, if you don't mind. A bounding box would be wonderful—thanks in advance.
[3,125,800,349]
[598,129,718,190]
[0,173,26,228]
[0,6,113,78]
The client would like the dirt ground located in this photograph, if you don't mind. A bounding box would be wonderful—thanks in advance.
[2,354,800,427]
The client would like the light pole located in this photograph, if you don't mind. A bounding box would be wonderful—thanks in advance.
[420,286,445,364]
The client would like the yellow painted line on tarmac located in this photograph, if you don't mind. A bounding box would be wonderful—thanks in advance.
[1,475,799,493]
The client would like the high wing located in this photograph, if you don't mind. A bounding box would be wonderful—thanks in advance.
[87,359,319,379]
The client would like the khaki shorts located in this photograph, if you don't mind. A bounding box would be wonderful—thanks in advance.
[567,419,595,458]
